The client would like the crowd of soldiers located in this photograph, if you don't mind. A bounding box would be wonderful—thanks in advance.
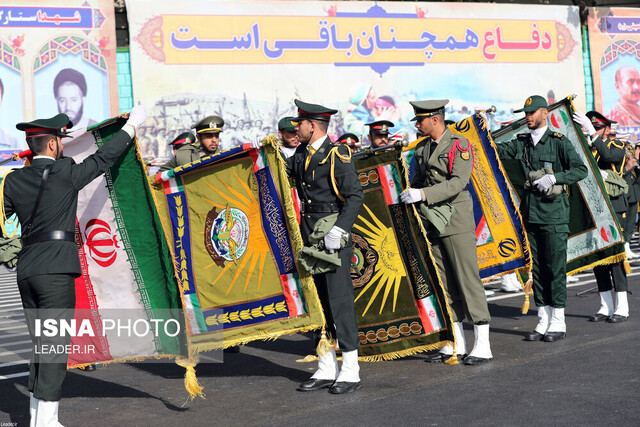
[3,91,639,423]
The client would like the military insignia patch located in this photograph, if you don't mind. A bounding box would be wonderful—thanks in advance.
[461,152,470,160]
[544,162,552,168]
[553,132,564,138]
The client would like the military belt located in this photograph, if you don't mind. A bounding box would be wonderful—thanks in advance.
[301,202,343,214]
[22,230,75,246]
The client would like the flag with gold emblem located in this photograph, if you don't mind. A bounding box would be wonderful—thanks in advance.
[152,138,325,352]
[352,150,454,361]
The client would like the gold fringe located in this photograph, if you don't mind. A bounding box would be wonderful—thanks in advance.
[296,354,318,363]
[567,252,627,276]
[356,341,449,362]
[175,355,205,403]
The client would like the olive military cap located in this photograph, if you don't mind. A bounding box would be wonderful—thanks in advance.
[409,99,449,121]
[193,115,224,134]
[514,95,548,113]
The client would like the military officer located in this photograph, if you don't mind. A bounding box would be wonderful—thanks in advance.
[1,106,146,426]
[400,99,492,365]
[622,137,640,260]
[159,115,224,171]
[336,133,361,152]
[574,110,630,322]
[366,120,394,149]
[496,95,587,342]
[277,116,299,158]
[168,131,196,155]
[286,99,364,394]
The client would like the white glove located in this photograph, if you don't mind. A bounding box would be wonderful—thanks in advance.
[250,137,263,150]
[533,174,556,193]
[573,111,596,136]
[600,169,609,180]
[479,111,489,126]
[324,226,345,253]
[127,104,147,129]
[400,188,422,204]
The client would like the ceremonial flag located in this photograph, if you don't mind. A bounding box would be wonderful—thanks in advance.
[492,97,625,273]
[152,137,325,352]
[352,150,454,361]
[403,115,532,279]
[64,117,184,367]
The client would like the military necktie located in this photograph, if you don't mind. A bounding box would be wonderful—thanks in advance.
[305,146,316,171]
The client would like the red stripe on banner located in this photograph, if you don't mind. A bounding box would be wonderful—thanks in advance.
[280,274,299,317]
[377,166,393,205]
[69,220,113,366]
[291,188,301,224]
[416,299,435,334]
[475,215,487,239]
[161,180,172,194]
[248,147,260,172]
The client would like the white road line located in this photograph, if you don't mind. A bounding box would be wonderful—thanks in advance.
[0,339,32,347]
[0,372,29,380]
[0,360,29,369]
[0,348,31,357]
[0,333,29,339]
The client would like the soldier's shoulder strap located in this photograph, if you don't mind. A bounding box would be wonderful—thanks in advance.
[447,135,474,174]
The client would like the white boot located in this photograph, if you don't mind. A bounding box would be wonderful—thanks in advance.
[534,306,552,335]
[596,291,614,316]
[547,307,566,333]
[500,273,522,292]
[439,322,467,356]
[336,349,360,383]
[35,399,63,427]
[613,291,629,318]
[466,324,492,360]
[311,347,338,380]
[30,392,38,427]
[625,242,638,259]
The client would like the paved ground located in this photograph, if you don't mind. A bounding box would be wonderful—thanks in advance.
[1,261,639,426]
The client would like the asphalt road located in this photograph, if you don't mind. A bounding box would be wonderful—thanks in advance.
[1,265,639,426]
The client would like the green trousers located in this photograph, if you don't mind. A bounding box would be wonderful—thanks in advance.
[18,274,76,402]
[623,202,637,243]
[429,231,491,324]
[527,223,568,308]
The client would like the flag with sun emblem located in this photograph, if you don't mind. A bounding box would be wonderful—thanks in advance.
[352,150,454,361]
[153,137,325,352]
[62,117,185,367]
[492,96,625,274]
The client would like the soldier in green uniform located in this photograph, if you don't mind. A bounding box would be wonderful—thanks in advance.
[159,115,224,171]
[574,110,630,322]
[1,106,146,426]
[168,131,196,155]
[400,100,493,365]
[621,134,640,260]
[366,120,394,149]
[277,116,299,159]
[495,96,587,342]
[286,100,364,394]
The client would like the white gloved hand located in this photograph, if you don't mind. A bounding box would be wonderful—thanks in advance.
[573,111,596,136]
[250,137,263,150]
[600,169,609,180]
[533,174,556,193]
[479,112,489,126]
[324,226,345,253]
[126,104,147,129]
[400,188,422,204]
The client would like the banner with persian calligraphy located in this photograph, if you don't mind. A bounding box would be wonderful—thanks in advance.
[0,0,119,151]
[127,0,587,159]
[587,7,640,142]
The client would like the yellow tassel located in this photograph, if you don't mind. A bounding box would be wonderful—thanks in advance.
[521,277,534,314]
[445,352,459,365]
[624,259,631,274]
[296,354,318,363]
[316,328,334,357]
[175,356,205,403]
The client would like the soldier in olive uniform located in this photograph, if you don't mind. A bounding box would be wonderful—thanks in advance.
[286,100,364,394]
[168,131,196,155]
[574,110,630,322]
[2,106,146,426]
[366,120,394,149]
[400,100,493,366]
[159,115,224,172]
[495,96,587,342]
[622,136,640,259]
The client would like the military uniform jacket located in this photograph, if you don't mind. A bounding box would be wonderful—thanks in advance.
[286,137,364,239]
[159,142,205,172]
[411,128,475,237]
[621,141,640,204]
[3,129,133,281]
[591,135,628,213]
[496,128,588,225]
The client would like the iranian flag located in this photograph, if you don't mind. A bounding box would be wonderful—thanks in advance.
[63,118,184,366]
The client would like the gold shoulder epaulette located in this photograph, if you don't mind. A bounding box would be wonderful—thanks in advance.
[552,132,564,138]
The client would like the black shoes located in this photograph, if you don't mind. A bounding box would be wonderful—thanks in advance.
[425,353,467,363]
[328,381,361,394]
[82,364,96,372]
[606,314,628,323]
[524,331,544,341]
[543,332,566,342]
[297,379,334,392]
[463,356,492,365]
[589,313,610,322]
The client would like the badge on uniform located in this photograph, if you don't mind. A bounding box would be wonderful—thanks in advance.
[461,152,470,160]
[544,162,552,168]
